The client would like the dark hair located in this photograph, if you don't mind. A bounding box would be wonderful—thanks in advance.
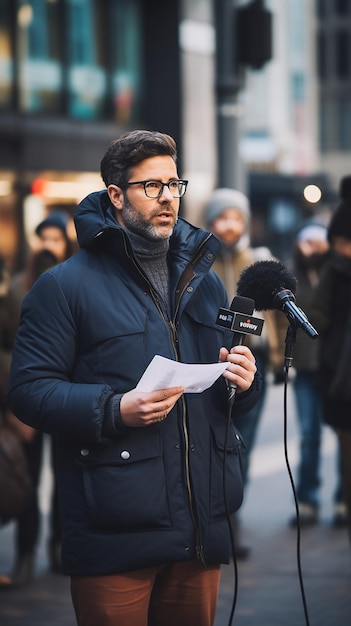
[328,174,351,242]
[100,130,177,188]
[31,250,58,282]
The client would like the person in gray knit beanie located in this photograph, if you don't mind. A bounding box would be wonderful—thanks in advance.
[203,186,287,560]
[204,188,251,255]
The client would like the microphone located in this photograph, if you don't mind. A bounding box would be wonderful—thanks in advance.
[216,295,264,402]
[237,260,318,339]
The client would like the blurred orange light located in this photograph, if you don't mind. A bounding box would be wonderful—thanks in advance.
[31,178,48,196]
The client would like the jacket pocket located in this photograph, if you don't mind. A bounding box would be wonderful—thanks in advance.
[209,425,244,520]
[79,429,171,530]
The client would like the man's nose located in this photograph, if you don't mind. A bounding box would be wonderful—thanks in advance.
[159,184,173,200]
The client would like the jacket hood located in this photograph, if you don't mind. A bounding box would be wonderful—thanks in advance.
[74,190,119,249]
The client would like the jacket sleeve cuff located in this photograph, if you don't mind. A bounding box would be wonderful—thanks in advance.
[103,394,127,437]
[232,371,262,414]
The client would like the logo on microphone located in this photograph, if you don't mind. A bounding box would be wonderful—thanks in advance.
[239,319,259,331]
[216,308,264,336]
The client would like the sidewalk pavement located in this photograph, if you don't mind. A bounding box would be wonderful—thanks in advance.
[0,381,350,625]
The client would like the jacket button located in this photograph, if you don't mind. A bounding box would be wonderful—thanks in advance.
[186,286,193,292]
[207,253,214,260]
[121,450,130,460]
[80,448,90,456]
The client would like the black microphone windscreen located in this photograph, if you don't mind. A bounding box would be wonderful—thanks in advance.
[230,295,255,315]
[237,260,297,311]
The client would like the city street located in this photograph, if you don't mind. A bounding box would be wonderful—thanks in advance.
[1,378,350,625]
[215,377,351,626]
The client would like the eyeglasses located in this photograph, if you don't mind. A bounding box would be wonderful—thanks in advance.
[123,179,188,199]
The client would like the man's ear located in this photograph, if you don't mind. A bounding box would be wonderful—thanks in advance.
[107,184,124,210]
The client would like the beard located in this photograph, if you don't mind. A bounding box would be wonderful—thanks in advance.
[295,248,329,270]
[121,195,177,241]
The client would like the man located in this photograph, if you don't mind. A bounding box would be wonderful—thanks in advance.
[8,130,259,626]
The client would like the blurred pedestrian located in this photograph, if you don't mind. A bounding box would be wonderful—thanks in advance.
[289,222,346,527]
[310,175,351,543]
[0,254,17,405]
[7,129,259,626]
[203,188,287,557]
[0,211,72,588]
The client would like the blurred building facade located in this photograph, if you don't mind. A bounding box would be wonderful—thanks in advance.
[181,0,351,263]
[0,0,182,268]
[1,0,350,269]
[316,0,351,183]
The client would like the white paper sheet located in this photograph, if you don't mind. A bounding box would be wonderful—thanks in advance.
[136,355,229,394]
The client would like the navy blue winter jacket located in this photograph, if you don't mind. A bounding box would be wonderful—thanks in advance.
[8,190,260,575]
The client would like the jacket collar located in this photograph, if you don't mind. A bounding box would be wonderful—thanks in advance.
[75,190,221,306]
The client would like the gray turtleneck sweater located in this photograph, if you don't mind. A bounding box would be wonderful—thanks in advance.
[127,230,171,319]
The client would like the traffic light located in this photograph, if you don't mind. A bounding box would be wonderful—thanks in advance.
[236,0,273,70]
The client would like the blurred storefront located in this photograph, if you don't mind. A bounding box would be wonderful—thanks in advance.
[2,1,346,272]
[0,0,182,269]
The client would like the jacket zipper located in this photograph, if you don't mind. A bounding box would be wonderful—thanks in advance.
[181,394,206,564]
[128,235,207,563]
[169,275,206,564]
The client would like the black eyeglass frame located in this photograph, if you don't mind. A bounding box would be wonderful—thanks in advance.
[120,179,188,199]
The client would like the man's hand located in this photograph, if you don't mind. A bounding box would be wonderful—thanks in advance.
[120,386,184,427]
[219,345,256,393]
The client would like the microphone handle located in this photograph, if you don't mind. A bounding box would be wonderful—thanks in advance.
[226,332,245,402]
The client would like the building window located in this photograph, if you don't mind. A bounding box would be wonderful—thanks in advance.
[317,31,327,80]
[108,0,143,124]
[318,97,327,151]
[6,0,143,122]
[0,0,13,108]
[338,97,351,149]
[66,0,107,120]
[316,0,326,19]
[335,0,349,16]
[17,0,62,114]
[336,30,350,79]
[291,72,305,101]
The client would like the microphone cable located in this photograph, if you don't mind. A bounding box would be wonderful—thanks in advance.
[283,327,311,626]
[222,388,240,626]
[221,350,312,626]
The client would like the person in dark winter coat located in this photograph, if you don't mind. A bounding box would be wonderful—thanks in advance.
[0,211,73,589]
[289,222,346,528]
[311,175,351,543]
[7,130,259,626]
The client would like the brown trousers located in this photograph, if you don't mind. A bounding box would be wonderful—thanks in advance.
[71,560,221,626]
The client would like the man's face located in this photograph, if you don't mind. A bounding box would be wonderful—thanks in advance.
[210,208,245,246]
[108,156,180,241]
